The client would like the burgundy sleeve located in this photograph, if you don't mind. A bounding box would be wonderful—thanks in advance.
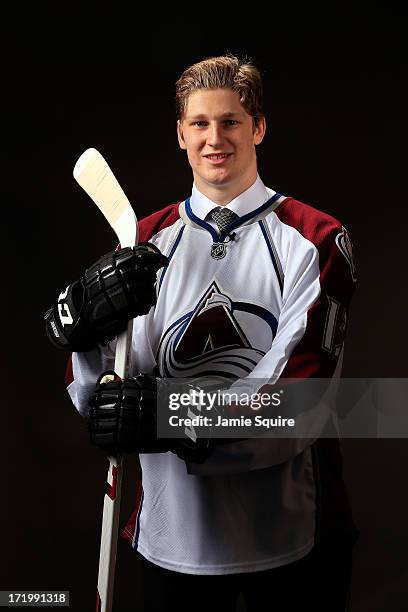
[281,224,357,380]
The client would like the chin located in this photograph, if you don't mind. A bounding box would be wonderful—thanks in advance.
[204,170,234,186]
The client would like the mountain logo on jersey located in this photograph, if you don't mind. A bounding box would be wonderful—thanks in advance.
[335,226,357,282]
[157,282,278,378]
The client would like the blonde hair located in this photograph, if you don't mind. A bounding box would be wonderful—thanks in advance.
[175,54,264,124]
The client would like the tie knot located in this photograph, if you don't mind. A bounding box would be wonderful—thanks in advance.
[210,207,239,234]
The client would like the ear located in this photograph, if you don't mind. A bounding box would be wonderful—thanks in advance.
[253,116,266,146]
[177,120,187,150]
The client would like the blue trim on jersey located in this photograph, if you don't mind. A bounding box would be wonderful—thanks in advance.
[158,225,185,292]
[185,193,282,242]
[185,197,219,241]
[227,192,282,232]
[258,221,284,295]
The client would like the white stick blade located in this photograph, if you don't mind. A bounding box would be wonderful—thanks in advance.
[73,148,138,247]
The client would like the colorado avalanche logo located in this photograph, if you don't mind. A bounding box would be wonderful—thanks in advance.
[157,282,278,378]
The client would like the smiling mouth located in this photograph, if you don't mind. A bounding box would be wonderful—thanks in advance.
[204,153,232,161]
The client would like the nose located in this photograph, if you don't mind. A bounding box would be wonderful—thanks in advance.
[207,122,223,147]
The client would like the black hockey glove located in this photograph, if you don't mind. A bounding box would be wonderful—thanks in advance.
[44,243,168,352]
[87,374,215,464]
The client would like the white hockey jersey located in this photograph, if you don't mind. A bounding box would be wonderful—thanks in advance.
[66,176,357,574]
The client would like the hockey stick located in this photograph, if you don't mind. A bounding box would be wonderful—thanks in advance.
[73,148,138,612]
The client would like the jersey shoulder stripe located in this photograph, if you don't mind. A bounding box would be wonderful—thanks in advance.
[275,197,343,247]
[138,202,181,243]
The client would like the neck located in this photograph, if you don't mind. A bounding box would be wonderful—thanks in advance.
[194,173,258,206]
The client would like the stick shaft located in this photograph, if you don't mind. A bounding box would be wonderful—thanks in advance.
[96,322,133,612]
[73,148,138,612]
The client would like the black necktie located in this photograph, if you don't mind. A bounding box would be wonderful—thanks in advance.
[210,207,239,234]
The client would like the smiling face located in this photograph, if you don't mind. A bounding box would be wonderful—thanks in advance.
[177,88,266,205]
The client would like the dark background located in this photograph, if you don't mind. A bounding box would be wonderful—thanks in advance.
[2,13,407,611]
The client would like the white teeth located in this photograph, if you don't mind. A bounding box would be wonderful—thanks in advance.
[207,154,228,159]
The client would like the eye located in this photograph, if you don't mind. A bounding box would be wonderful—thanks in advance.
[193,121,208,127]
[225,120,238,126]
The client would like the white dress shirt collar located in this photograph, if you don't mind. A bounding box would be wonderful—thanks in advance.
[190,175,275,220]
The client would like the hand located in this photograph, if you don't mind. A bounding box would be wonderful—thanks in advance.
[88,374,165,454]
[87,374,214,463]
[44,243,168,352]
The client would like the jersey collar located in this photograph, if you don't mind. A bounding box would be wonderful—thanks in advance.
[185,176,281,242]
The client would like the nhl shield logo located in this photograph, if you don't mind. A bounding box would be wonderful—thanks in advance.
[211,242,227,259]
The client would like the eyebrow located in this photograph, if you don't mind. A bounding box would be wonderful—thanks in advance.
[185,111,246,121]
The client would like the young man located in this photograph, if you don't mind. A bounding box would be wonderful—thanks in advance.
[46,55,358,610]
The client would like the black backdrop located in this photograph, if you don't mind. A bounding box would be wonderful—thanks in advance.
[2,14,407,612]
